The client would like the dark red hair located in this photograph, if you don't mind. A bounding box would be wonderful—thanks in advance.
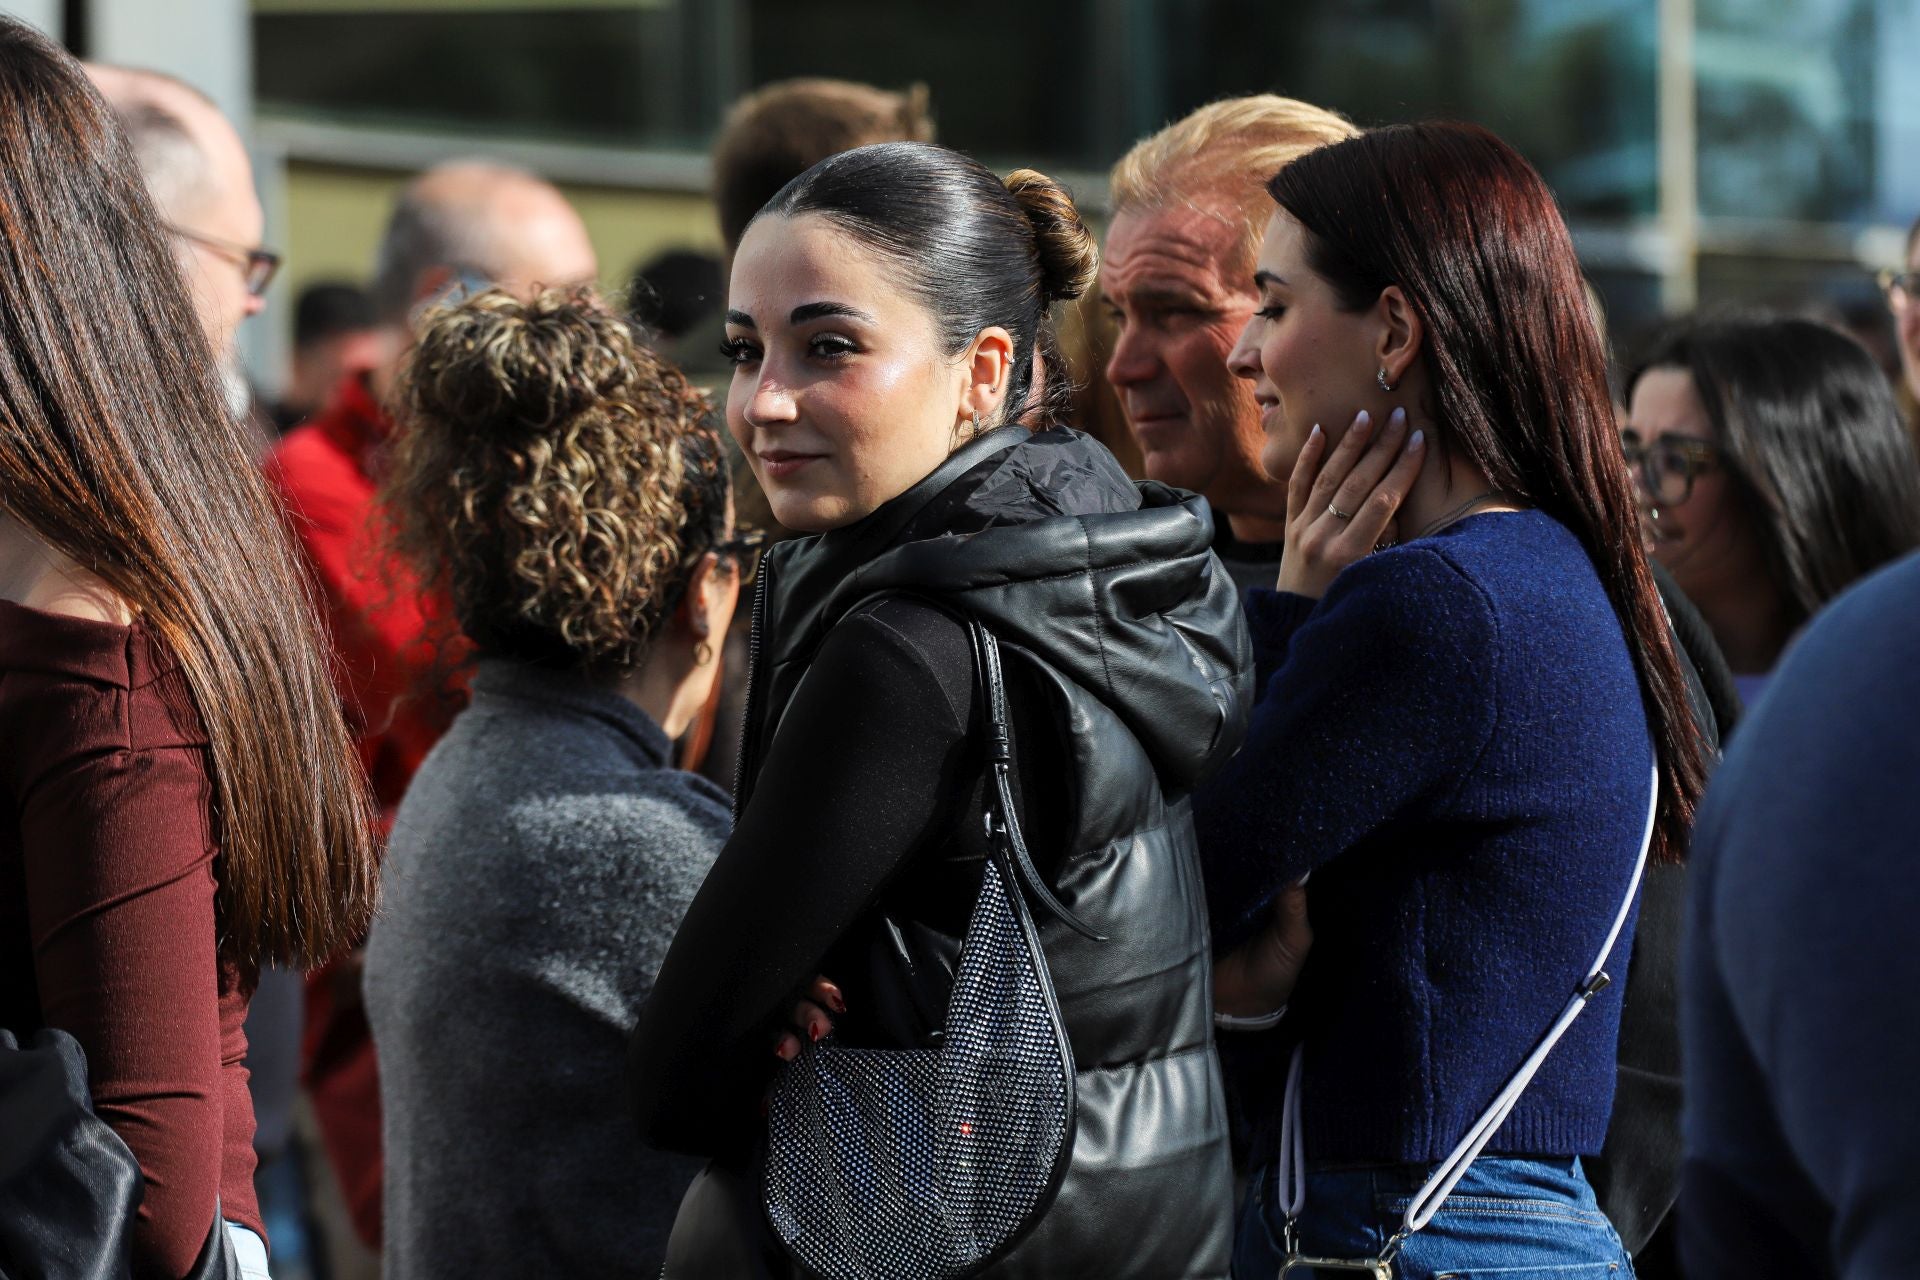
[1269,121,1707,863]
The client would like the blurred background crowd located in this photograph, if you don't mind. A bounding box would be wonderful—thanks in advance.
[10,2,1920,1278]
[18,0,1920,422]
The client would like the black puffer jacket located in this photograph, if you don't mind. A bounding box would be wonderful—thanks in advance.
[734,426,1253,1277]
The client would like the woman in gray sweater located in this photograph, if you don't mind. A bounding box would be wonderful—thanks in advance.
[363,287,749,1278]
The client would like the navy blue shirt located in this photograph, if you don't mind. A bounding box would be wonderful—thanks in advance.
[1197,509,1654,1164]
[1681,552,1920,1280]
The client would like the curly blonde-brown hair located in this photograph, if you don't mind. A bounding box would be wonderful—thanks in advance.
[383,285,725,679]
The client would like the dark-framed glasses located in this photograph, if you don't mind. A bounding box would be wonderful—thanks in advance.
[713,527,769,577]
[169,223,282,297]
[1878,268,1920,310]
[1619,429,1720,506]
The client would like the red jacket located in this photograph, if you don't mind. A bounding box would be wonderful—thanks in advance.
[263,375,463,1247]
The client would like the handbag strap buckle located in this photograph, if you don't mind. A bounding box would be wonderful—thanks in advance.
[1280,1254,1395,1278]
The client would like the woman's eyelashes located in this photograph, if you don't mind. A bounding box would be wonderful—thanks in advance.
[1254,299,1287,321]
[719,332,859,368]
[807,332,859,362]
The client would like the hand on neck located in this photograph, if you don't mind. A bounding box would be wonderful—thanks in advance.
[1393,421,1517,543]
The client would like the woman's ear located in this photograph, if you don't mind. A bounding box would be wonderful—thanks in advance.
[672,550,740,648]
[959,326,1017,428]
[1374,286,1425,389]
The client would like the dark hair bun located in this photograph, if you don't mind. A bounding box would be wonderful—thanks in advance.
[1005,168,1098,304]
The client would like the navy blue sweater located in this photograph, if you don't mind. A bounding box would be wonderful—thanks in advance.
[1196,509,1654,1164]
[1680,552,1920,1280]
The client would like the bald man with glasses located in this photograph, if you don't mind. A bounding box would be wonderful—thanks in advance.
[86,65,278,372]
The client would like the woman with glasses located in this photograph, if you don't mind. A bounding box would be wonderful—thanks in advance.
[1879,218,1920,420]
[1623,313,1920,704]
[362,287,747,1279]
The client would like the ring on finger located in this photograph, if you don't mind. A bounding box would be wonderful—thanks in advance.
[1327,501,1354,521]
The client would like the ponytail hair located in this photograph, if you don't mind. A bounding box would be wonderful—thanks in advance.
[755,141,1097,427]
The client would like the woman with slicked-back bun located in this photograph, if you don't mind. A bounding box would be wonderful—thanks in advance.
[0,16,376,1277]
[1005,168,1100,306]
[632,141,1253,1276]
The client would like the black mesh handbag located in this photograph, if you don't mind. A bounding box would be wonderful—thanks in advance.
[760,616,1102,1280]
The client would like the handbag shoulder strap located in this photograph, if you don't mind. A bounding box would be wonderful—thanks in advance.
[964,618,1106,942]
[833,588,1107,943]
[1278,759,1662,1244]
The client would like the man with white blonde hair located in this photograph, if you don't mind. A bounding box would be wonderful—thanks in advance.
[1102,95,1357,588]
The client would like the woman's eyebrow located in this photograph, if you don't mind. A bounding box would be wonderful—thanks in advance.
[724,309,754,329]
[1252,270,1288,290]
[791,301,875,324]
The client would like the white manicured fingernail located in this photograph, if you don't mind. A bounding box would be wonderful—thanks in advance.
[1409,429,1425,448]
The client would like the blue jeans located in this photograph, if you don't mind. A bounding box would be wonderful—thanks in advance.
[1232,1157,1635,1279]
[226,1221,271,1280]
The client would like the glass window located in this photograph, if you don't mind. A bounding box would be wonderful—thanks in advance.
[742,0,1660,216]
[742,0,1113,169]
[1696,0,1920,225]
[1129,0,1659,218]
[253,0,732,149]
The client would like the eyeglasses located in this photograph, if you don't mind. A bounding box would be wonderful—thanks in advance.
[169,224,282,297]
[1878,268,1920,311]
[1619,430,1721,506]
[712,527,769,578]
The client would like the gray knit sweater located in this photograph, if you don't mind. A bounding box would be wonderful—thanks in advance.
[365,659,725,1279]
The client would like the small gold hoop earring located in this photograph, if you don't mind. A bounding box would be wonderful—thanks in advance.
[1377,368,1394,392]
[694,640,714,667]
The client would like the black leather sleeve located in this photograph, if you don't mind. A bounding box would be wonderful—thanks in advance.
[628,600,978,1159]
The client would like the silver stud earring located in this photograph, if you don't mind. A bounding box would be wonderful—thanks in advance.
[1377,368,1394,392]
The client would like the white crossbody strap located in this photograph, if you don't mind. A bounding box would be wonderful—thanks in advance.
[1278,760,1661,1238]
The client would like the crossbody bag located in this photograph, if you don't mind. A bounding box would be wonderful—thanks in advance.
[1274,762,1661,1278]
[760,614,1101,1280]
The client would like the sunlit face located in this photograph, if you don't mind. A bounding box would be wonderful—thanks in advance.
[1226,211,1386,484]
[724,214,971,532]
[1623,366,1756,602]
[1100,204,1271,515]
[170,161,267,365]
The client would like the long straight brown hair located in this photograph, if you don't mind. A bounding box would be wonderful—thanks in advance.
[1270,123,1708,863]
[0,20,376,969]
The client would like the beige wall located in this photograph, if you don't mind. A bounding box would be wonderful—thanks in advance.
[280,159,722,321]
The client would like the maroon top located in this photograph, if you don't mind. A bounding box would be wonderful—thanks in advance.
[0,598,263,1277]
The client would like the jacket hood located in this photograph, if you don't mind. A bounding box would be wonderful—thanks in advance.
[760,426,1252,788]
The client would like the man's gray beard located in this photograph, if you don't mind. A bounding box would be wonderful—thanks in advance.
[220,357,251,420]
